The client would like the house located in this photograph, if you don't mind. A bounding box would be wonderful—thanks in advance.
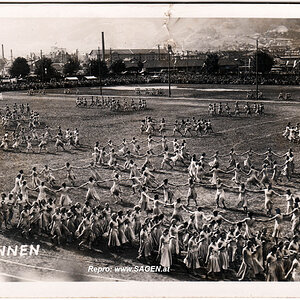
[218,58,242,74]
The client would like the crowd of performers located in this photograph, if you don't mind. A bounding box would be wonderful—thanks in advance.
[140,117,214,137]
[76,96,147,112]
[208,101,265,117]
[0,114,300,281]
[1,102,300,281]
[0,105,215,153]
[283,122,300,143]
[0,103,81,153]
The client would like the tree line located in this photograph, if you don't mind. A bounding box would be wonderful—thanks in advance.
[8,56,127,80]
[8,51,275,81]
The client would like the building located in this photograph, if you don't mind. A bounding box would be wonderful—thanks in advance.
[89,48,169,63]
[272,55,300,73]
[218,58,242,74]
[142,57,205,73]
[49,47,67,63]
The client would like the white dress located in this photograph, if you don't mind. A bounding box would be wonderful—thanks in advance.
[272,214,283,238]
[86,181,100,201]
[291,259,300,281]
[159,235,172,268]
[11,177,21,195]
[59,187,73,207]
[210,169,219,185]
[37,185,47,202]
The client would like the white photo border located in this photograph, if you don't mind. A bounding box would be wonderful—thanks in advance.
[0,1,300,298]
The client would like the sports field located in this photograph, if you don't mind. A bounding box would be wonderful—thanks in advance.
[0,84,299,281]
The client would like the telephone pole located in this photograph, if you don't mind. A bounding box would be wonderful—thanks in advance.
[168,45,172,97]
[40,50,44,84]
[98,47,103,96]
[256,39,259,100]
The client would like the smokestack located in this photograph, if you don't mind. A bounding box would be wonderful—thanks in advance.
[101,32,105,62]
[10,49,13,62]
[1,44,4,59]
[158,45,160,60]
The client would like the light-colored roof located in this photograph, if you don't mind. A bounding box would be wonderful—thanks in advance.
[84,76,97,80]
[65,76,79,81]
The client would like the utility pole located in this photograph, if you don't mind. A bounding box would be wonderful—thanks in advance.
[40,50,44,84]
[256,39,259,100]
[168,45,172,97]
[98,47,103,96]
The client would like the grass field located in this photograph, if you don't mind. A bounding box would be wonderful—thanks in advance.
[0,84,300,282]
[46,83,300,101]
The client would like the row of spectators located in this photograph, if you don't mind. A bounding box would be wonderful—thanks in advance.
[1,73,300,92]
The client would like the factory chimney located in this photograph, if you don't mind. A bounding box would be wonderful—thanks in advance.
[1,44,4,59]
[158,45,160,60]
[101,32,105,62]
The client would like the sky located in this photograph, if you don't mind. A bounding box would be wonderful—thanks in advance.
[1,18,300,58]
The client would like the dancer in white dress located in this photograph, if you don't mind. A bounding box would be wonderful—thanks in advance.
[285,254,300,281]
[264,184,281,216]
[245,166,261,188]
[35,182,54,203]
[184,232,200,273]
[261,208,284,244]
[39,165,55,186]
[285,189,294,214]
[82,162,102,182]
[53,162,78,186]
[55,183,74,207]
[78,177,100,202]
[158,229,172,268]
[109,173,123,203]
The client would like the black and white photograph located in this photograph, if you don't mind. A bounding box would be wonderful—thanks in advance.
[0,2,300,296]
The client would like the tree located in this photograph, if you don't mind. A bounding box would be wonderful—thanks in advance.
[89,59,108,77]
[137,61,144,72]
[35,57,58,81]
[110,59,126,75]
[252,51,274,74]
[9,57,30,78]
[203,53,219,74]
[63,57,81,76]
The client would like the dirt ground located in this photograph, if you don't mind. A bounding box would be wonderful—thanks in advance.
[0,84,299,282]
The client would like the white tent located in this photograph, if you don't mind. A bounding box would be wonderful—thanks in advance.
[84,76,97,80]
[65,77,79,81]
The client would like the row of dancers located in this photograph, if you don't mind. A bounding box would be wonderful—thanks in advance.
[76,96,147,112]
[208,101,265,117]
[140,117,214,138]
